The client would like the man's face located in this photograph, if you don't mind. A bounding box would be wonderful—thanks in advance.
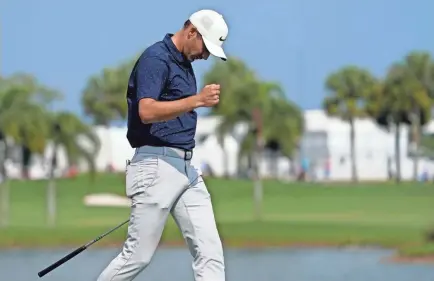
[184,27,210,62]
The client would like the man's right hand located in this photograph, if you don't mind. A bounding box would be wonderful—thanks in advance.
[196,84,221,107]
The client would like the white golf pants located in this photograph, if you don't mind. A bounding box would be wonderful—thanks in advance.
[96,146,225,281]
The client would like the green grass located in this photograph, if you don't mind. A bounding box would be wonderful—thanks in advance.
[1,174,434,258]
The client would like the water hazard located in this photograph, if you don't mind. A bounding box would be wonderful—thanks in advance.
[1,247,433,281]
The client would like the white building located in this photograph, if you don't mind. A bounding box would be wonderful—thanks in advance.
[301,110,434,181]
[4,110,434,182]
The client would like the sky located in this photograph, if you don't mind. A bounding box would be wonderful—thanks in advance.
[2,0,434,122]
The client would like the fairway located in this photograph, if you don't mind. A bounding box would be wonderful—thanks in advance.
[1,174,434,258]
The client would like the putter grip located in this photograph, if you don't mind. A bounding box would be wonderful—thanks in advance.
[38,245,86,278]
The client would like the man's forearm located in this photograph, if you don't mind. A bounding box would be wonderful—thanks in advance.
[139,96,202,124]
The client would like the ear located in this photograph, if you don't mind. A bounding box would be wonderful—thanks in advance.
[187,26,199,39]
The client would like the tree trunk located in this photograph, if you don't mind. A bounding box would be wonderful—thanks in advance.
[273,150,279,179]
[349,119,358,182]
[252,149,262,220]
[21,145,32,179]
[395,123,401,183]
[47,143,58,227]
[0,140,9,228]
[106,125,113,172]
[220,136,229,178]
[288,156,296,180]
[411,110,420,181]
[252,108,263,220]
[223,150,229,178]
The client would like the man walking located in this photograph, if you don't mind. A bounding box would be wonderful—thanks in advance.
[96,9,229,281]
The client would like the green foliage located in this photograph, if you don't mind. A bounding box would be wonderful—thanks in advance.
[322,66,378,121]
[1,47,434,186]
[0,73,62,154]
[322,66,378,182]
[49,111,101,176]
[203,57,304,164]
[81,59,136,126]
[263,94,304,157]
[372,63,431,128]
[0,73,100,178]
[370,52,434,138]
[204,57,260,118]
[404,51,434,98]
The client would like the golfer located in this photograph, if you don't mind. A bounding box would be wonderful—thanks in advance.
[96,9,229,281]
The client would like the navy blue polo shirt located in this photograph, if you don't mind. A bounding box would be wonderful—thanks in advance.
[126,34,198,150]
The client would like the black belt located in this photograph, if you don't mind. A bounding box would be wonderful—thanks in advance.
[183,150,193,160]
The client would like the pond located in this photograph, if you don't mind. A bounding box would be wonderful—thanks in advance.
[1,247,433,281]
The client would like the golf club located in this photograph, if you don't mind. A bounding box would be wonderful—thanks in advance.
[37,219,130,278]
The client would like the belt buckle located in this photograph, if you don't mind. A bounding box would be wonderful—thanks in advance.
[184,150,192,160]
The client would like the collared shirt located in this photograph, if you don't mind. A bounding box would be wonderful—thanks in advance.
[126,34,198,150]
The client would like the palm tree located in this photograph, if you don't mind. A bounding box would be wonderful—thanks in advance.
[322,66,378,182]
[369,64,431,183]
[203,58,304,219]
[0,74,59,227]
[404,51,434,97]
[45,111,101,226]
[264,95,304,177]
[0,77,9,228]
[81,59,135,171]
[203,57,257,177]
[81,66,129,126]
[401,52,434,179]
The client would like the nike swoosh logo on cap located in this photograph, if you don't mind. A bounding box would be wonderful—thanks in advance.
[219,36,226,41]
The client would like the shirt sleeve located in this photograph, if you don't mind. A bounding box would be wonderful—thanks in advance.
[135,56,169,101]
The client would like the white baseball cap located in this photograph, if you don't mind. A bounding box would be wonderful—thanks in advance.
[189,9,229,61]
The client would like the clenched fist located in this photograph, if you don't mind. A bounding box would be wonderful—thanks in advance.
[197,84,220,107]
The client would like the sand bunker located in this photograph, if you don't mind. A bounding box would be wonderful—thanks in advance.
[83,193,131,207]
